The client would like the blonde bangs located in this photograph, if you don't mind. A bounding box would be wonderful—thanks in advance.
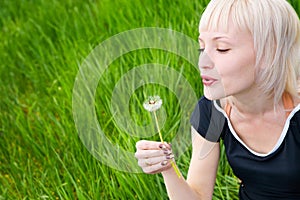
[199,0,250,33]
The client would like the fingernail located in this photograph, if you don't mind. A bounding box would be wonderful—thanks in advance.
[166,154,174,159]
[161,160,168,166]
[159,144,166,149]
[164,150,171,155]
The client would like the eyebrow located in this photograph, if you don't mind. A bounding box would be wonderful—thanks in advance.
[198,36,231,42]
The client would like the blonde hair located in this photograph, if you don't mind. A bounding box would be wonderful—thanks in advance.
[199,0,300,104]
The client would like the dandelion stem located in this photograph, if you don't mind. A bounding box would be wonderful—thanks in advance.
[153,111,164,143]
[153,111,181,178]
[171,161,181,178]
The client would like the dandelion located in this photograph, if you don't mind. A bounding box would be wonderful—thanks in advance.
[143,95,162,112]
[143,95,181,178]
[143,96,164,142]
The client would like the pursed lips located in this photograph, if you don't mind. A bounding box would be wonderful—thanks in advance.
[201,75,218,86]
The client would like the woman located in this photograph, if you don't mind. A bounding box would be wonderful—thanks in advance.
[135,0,300,199]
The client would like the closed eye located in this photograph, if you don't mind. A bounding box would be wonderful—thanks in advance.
[217,49,230,53]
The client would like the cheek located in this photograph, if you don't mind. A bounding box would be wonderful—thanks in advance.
[217,53,256,79]
[216,57,256,93]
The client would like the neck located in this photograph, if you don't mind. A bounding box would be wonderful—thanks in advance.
[228,87,278,117]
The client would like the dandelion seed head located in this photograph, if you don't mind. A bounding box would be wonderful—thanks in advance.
[143,95,162,112]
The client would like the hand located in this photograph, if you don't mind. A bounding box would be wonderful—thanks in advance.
[135,140,174,174]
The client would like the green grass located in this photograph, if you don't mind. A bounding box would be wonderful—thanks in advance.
[0,0,299,199]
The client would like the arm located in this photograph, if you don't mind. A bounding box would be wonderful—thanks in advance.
[162,127,220,200]
[135,127,220,200]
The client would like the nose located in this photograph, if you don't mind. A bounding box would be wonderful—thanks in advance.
[198,52,214,69]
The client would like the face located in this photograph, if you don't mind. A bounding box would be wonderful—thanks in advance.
[198,20,256,100]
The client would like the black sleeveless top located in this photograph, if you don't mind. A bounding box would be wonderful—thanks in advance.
[190,96,300,200]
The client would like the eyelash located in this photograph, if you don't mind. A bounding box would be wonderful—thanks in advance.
[198,48,204,53]
[217,49,230,53]
[198,48,230,53]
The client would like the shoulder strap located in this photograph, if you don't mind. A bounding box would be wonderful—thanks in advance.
[282,92,294,118]
[224,101,232,117]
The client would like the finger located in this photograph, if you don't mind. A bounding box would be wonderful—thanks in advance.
[135,149,165,159]
[158,142,172,151]
[136,140,164,150]
[138,155,166,167]
[142,161,172,174]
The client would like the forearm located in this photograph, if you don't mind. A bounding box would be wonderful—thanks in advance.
[161,167,202,200]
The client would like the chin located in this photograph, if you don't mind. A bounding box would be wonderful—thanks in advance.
[203,87,226,100]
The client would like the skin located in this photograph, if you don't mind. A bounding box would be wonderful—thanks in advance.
[198,19,298,154]
[198,27,256,101]
[198,21,279,154]
[135,17,300,199]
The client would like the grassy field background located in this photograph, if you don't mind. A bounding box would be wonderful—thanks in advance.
[0,0,299,199]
